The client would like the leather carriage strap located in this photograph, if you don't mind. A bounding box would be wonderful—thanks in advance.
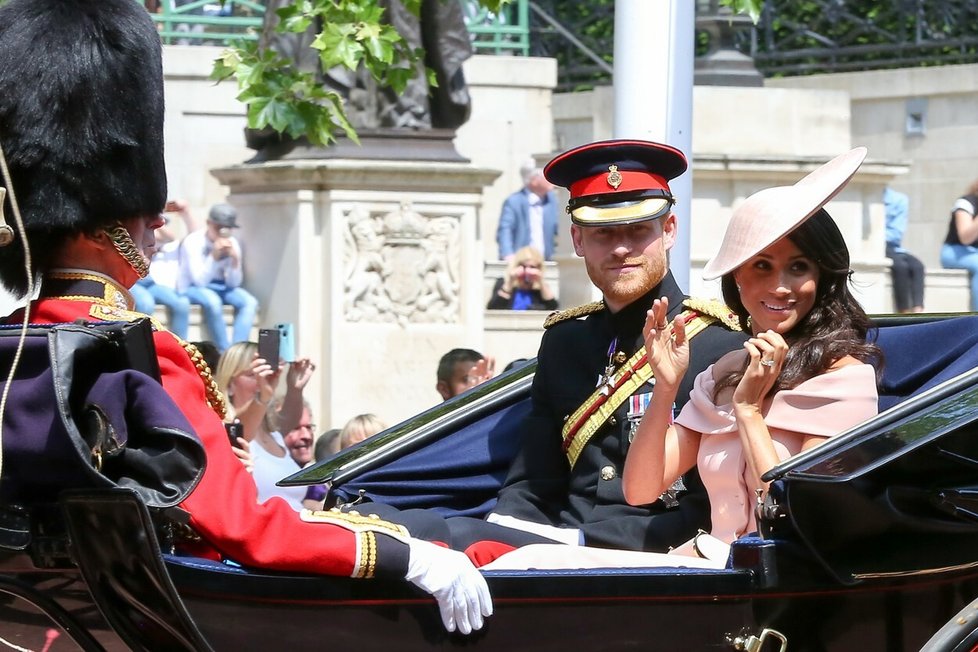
[561,309,717,469]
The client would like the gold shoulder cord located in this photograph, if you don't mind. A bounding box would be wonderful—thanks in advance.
[180,339,228,420]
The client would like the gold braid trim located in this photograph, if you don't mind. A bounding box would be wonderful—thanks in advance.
[543,301,605,329]
[561,310,718,468]
[104,223,150,278]
[300,508,411,541]
[354,531,378,579]
[180,339,227,420]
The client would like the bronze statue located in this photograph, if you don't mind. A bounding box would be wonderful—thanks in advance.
[246,0,473,160]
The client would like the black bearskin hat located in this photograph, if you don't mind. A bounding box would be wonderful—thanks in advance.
[0,0,167,297]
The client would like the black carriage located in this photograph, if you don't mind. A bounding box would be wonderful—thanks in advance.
[3,314,978,651]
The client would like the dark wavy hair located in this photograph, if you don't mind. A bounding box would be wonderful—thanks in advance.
[714,208,883,397]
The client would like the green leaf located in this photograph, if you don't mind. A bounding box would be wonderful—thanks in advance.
[719,0,763,23]
[313,23,364,70]
[255,97,294,133]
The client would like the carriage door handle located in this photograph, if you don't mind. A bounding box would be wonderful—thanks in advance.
[728,627,788,652]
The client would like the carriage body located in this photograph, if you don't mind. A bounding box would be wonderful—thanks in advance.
[3,315,978,651]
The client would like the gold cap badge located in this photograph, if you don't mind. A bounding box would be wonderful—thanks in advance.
[607,164,622,189]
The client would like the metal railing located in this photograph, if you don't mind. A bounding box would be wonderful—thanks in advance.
[136,0,530,54]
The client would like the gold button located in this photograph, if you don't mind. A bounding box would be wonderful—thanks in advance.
[600,465,617,481]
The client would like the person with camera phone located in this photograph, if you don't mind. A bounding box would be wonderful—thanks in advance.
[177,203,259,352]
[486,245,558,311]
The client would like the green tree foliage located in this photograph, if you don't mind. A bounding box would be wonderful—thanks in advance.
[212,0,507,146]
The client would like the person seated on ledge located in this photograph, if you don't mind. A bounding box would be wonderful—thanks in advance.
[486,245,558,311]
[0,0,489,634]
[619,147,882,565]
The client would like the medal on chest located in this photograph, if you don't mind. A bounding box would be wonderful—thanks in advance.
[597,337,628,396]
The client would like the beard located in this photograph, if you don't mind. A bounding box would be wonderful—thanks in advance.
[585,252,668,310]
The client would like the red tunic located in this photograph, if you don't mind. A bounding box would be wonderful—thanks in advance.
[9,271,408,579]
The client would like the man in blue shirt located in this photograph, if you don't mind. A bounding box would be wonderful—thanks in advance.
[496,159,559,261]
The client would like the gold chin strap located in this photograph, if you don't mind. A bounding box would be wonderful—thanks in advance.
[104,223,150,278]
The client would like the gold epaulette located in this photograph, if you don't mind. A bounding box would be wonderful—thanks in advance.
[682,297,742,331]
[89,303,166,331]
[543,301,605,329]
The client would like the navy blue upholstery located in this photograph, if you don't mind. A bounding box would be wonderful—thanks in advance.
[331,400,531,517]
[332,317,978,518]
[875,315,978,411]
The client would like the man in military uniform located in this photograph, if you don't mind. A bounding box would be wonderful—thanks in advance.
[449,140,747,560]
[0,0,489,635]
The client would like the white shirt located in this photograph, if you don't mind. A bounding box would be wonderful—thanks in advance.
[250,431,307,512]
[177,227,243,292]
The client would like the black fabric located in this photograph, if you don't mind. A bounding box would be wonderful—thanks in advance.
[944,193,978,245]
[885,242,925,312]
[0,322,205,508]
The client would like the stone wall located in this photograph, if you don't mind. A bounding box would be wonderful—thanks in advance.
[553,76,974,314]
[767,63,978,273]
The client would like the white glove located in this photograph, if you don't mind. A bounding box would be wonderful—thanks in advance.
[404,538,493,635]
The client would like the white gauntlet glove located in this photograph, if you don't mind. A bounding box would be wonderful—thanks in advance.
[404,538,493,635]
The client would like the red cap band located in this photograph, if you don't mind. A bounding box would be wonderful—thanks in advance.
[569,170,670,200]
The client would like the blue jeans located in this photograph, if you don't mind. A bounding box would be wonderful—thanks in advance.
[184,282,258,352]
[941,243,978,311]
[130,278,191,340]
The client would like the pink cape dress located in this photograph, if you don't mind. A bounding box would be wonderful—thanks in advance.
[674,362,880,546]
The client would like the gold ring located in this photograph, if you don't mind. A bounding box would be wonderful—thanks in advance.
[760,359,775,367]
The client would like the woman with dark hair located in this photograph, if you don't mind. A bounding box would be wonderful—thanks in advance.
[621,148,882,564]
[940,177,978,311]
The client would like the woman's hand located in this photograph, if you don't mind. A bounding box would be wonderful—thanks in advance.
[286,357,316,393]
[733,330,788,412]
[231,437,253,474]
[251,354,281,406]
[641,297,688,389]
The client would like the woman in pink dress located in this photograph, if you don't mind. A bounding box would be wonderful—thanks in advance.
[622,147,883,561]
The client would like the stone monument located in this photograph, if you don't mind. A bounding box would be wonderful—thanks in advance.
[214,1,501,426]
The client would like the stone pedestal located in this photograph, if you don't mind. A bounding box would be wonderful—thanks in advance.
[212,159,500,428]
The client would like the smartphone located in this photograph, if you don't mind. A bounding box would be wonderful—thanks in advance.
[276,323,295,363]
[225,420,243,448]
[257,328,280,369]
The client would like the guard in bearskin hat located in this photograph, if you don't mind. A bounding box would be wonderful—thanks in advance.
[0,0,490,635]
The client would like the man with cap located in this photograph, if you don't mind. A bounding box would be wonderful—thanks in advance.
[177,202,259,352]
[0,0,490,635]
[449,139,748,561]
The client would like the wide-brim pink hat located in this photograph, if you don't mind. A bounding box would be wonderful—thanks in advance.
[702,147,868,280]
